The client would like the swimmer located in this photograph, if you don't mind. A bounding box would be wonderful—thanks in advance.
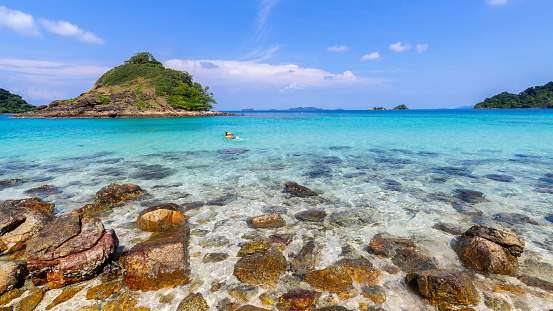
[225,132,236,139]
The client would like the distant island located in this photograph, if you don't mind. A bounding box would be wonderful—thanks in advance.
[241,107,327,112]
[370,105,409,110]
[475,81,553,109]
[12,52,234,118]
[0,88,36,113]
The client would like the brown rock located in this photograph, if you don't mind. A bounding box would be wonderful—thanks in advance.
[249,213,285,229]
[176,293,209,311]
[217,298,241,311]
[277,289,321,311]
[26,212,82,260]
[456,235,515,275]
[335,257,381,286]
[233,249,287,286]
[361,285,386,304]
[227,283,259,302]
[237,306,271,311]
[123,227,190,291]
[269,234,294,249]
[0,206,52,255]
[0,288,23,306]
[304,266,353,293]
[78,306,101,311]
[463,225,524,257]
[45,285,85,310]
[314,307,351,311]
[28,229,118,287]
[0,261,27,296]
[366,234,437,272]
[14,288,45,311]
[137,205,188,232]
[295,210,326,222]
[2,198,55,215]
[284,182,318,197]
[405,269,479,306]
[23,185,59,196]
[290,240,319,274]
[102,262,122,283]
[203,253,229,263]
[86,281,121,300]
[259,291,278,306]
[82,182,146,217]
[517,275,553,293]
[237,241,270,257]
[484,295,511,311]
[102,291,144,311]
[433,222,466,235]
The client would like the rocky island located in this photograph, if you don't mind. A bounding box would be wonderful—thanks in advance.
[0,89,36,114]
[11,53,235,118]
[475,81,553,109]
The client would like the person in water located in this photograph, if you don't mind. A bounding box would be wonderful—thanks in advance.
[225,132,236,139]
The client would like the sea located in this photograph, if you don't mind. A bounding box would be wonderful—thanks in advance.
[1,109,553,310]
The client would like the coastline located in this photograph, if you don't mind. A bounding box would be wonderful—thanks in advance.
[9,109,240,119]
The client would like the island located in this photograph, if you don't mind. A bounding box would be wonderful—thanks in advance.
[0,88,36,113]
[393,104,409,110]
[474,81,553,109]
[11,52,235,118]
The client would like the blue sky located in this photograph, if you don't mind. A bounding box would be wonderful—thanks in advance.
[1,0,552,110]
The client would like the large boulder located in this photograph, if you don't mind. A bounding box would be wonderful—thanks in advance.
[456,225,524,275]
[80,182,146,217]
[123,226,190,291]
[26,213,82,260]
[137,204,189,232]
[0,261,28,296]
[406,269,479,307]
[0,204,52,255]
[2,197,55,215]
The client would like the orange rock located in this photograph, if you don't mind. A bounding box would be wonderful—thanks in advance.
[237,241,270,257]
[304,266,353,293]
[233,249,287,287]
[277,289,321,311]
[249,213,285,229]
[335,257,381,286]
[137,208,188,232]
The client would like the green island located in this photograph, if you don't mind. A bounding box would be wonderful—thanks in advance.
[0,88,36,113]
[12,52,233,118]
[475,81,553,109]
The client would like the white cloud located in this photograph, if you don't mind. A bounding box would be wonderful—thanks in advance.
[361,52,380,60]
[280,83,306,93]
[416,44,429,53]
[485,0,508,5]
[389,42,412,52]
[327,45,350,52]
[0,59,109,79]
[241,45,280,62]
[0,6,41,37]
[256,0,280,40]
[165,59,386,91]
[39,19,103,44]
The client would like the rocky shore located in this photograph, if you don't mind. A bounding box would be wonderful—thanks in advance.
[10,108,237,119]
[1,179,553,311]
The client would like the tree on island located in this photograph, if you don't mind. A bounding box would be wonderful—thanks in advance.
[0,88,35,113]
[475,81,553,109]
[393,104,408,110]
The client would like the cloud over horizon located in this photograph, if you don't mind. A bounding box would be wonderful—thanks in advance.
[327,45,350,52]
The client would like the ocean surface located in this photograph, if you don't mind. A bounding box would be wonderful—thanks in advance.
[1,109,553,310]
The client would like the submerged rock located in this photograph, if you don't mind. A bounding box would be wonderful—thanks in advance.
[485,174,514,182]
[233,249,287,287]
[494,213,539,226]
[46,285,85,310]
[14,287,45,311]
[433,222,467,235]
[284,182,318,197]
[23,185,60,196]
[2,198,55,215]
[248,213,285,229]
[227,283,259,302]
[206,195,237,206]
[335,257,381,286]
[123,226,190,291]
[80,182,146,217]
[177,292,209,311]
[276,289,321,311]
[203,252,229,263]
[0,261,28,296]
[137,204,189,232]
[237,241,270,257]
[290,240,320,275]
[405,269,479,307]
[304,265,353,293]
[360,285,386,304]
[366,234,437,272]
[0,179,22,189]
[329,210,374,227]
[295,210,327,222]
[453,189,488,204]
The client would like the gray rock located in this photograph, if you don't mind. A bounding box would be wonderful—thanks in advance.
[0,261,28,296]
[329,210,374,226]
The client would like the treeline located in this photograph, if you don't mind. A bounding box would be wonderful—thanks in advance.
[475,82,553,109]
[0,88,35,113]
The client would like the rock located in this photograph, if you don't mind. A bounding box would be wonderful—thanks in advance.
[14,288,45,311]
[217,298,241,311]
[0,205,52,254]
[23,185,60,196]
[0,262,28,296]
[1,198,55,215]
[269,234,294,249]
[86,281,122,300]
[227,283,259,302]
[123,227,190,291]
[456,235,515,275]
[463,225,525,256]
[102,262,122,283]
[81,182,146,217]
[494,213,539,226]
[433,222,466,235]
[453,189,488,204]
[304,266,353,293]
[0,179,22,188]
[360,285,386,304]
[26,212,82,260]
[335,257,381,286]
[203,253,229,263]
[328,210,374,227]
[137,205,188,232]
[451,202,483,217]
[517,275,553,293]
[485,174,514,182]
[284,182,318,197]
[0,288,23,306]
[203,236,230,247]
[233,249,287,286]
[484,295,511,311]
[290,240,319,275]
[182,201,205,212]
[237,241,270,257]
[276,289,321,311]
[206,195,237,206]
[248,213,285,229]
[102,291,143,311]
[366,234,437,272]
[237,305,271,311]
[28,227,118,287]
[295,210,327,222]
[45,285,85,310]
[259,291,279,306]
[405,269,479,306]
[177,293,209,311]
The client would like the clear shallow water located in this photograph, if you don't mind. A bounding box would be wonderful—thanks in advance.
[1,110,553,310]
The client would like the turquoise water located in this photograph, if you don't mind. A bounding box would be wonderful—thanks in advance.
[2,110,553,309]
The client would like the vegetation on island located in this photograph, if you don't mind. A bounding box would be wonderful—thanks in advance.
[0,88,35,113]
[475,82,553,109]
[96,52,216,111]
[393,104,409,110]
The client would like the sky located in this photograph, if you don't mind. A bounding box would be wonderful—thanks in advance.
[1,0,553,110]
